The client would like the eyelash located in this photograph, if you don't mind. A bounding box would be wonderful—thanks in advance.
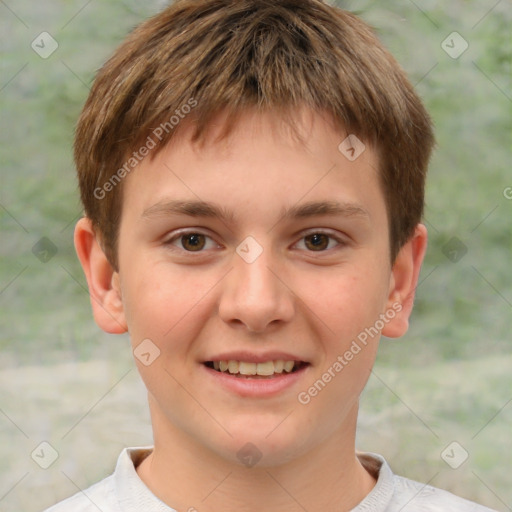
[163,229,346,254]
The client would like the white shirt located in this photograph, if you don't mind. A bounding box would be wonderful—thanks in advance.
[43,447,497,511]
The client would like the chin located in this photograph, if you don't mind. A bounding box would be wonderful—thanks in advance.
[210,415,313,469]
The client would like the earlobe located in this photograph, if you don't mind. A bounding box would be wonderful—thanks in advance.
[74,217,127,334]
[381,223,428,339]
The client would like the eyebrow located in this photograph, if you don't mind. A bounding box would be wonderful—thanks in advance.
[141,199,370,223]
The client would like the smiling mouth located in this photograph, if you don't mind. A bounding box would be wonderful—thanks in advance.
[204,360,309,378]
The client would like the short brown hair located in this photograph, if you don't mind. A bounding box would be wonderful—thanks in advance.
[75,0,435,268]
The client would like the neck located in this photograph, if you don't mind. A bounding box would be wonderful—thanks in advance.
[136,399,376,512]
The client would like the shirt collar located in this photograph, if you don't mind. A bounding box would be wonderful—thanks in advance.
[352,452,395,511]
[115,446,173,512]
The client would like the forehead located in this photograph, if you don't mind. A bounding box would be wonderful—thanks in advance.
[121,107,385,228]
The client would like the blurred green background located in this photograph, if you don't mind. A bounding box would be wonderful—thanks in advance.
[1,1,511,511]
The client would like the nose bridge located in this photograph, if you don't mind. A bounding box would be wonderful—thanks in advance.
[218,238,294,331]
[235,250,276,300]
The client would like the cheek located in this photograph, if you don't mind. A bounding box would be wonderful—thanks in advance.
[304,270,388,343]
[122,267,212,398]
[122,264,216,351]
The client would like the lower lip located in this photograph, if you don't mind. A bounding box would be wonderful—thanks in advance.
[201,364,310,398]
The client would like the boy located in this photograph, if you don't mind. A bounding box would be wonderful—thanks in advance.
[45,0,497,510]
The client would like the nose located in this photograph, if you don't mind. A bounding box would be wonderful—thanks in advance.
[218,243,295,333]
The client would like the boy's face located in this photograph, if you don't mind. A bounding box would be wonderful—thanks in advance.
[81,108,424,466]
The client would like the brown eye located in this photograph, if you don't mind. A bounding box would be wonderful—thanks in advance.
[296,231,345,253]
[165,230,219,253]
[304,233,330,251]
[181,233,206,251]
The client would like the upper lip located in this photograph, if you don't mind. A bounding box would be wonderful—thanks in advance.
[203,351,309,364]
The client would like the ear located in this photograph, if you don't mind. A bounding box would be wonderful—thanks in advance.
[381,223,428,338]
[74,217,127,334]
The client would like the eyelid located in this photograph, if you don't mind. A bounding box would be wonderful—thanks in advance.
[299,227,343,238]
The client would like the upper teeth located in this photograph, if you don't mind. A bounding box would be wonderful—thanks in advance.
[213,360,296,375]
